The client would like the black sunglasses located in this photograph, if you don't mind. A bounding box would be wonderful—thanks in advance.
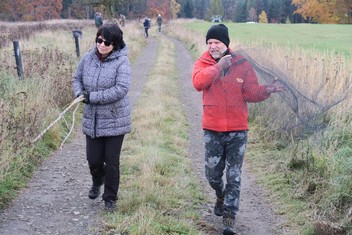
[96,37,112,46]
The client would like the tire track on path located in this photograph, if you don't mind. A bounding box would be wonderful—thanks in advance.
[0,38,159,235]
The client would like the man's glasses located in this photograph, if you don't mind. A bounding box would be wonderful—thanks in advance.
[96,37,112,46]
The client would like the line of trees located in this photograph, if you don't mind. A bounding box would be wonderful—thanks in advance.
[0,0,63,21]
[0,0,351,24]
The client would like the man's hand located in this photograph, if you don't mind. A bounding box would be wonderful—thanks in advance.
[266,78,286,94]
[218,54,232,70]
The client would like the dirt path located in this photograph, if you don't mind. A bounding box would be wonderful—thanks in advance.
[0,33,285,235]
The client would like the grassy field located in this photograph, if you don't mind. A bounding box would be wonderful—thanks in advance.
[185,22,352,58]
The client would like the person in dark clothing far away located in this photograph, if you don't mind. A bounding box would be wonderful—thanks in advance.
[73,23,131,212]
[156,14,163,32]
[94,12,103,28]
[119,14,126,27]
[192,24,285,235]
[143,16,151,38]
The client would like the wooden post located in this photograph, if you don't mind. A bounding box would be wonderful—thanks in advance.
[13,40,23,80]
[72,30,81,58]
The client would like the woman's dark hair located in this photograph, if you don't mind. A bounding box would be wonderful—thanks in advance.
[96,23,125,51]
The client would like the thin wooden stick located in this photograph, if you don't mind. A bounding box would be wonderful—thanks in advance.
[31,96,84,144]
[59,101,80,149]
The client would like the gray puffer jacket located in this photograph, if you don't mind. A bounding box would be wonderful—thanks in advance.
[73,46,131,138]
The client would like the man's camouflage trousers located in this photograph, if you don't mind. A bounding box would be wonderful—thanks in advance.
[204,129,248,218]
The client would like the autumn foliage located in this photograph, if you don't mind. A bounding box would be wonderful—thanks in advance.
[258,11,268,23]
[292,0,352,23]
[0,0,63,21]
[0,0,350,23]
[145,0,180,19]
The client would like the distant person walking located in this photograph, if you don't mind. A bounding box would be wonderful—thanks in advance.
[143,16,150,38]
[156,14,163,32]
[119,14,126,27]
[94,12,103,28]
[73,23,131,212]
[192,24,285,235]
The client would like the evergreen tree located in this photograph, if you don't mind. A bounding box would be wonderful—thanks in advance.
[222,0,235,21]
[61,0,73,18]
[283,0,295,23]
[208,0,224,18]
[184,0,194,18]
[268,0,279,23]
[253,0,268,18]
[234,0,248,22]
[194,0,209,19]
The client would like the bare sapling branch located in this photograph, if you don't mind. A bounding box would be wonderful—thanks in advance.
[31,95,84,144]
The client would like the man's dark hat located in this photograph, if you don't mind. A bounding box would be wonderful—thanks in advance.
[206,24,230,47]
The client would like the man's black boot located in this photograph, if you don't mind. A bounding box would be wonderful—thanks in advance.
[214,197,224,216]
[223,212,236,235]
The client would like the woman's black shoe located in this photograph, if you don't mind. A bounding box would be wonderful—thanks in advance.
[104,200,116,212]
[88,176,104,199]
[88,185,101,199]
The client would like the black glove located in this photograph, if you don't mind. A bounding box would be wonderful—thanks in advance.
[78,90,90,104]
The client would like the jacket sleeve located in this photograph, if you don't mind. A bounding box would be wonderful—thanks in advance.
[72,56,86,98]
[89,56,131,105]
[242,62,270,102]
[192,59,221,91]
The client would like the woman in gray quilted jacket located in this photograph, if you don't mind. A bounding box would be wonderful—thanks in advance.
[73,23,131,212]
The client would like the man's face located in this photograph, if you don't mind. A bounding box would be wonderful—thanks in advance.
[207,39,227,59]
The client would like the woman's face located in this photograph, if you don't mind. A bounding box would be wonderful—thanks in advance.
[96,36,113,55]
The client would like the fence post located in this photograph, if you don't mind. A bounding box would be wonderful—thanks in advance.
[13,40,23,80]
[72,30,81,58]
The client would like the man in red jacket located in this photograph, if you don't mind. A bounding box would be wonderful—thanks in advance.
[192,24,284,235]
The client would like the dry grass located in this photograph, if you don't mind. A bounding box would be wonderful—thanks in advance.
[0,20,93,48]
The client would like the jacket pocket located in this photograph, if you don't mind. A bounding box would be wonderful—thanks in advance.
[203,105,219,127]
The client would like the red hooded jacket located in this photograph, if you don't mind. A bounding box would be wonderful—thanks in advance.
[192,49,270,132]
